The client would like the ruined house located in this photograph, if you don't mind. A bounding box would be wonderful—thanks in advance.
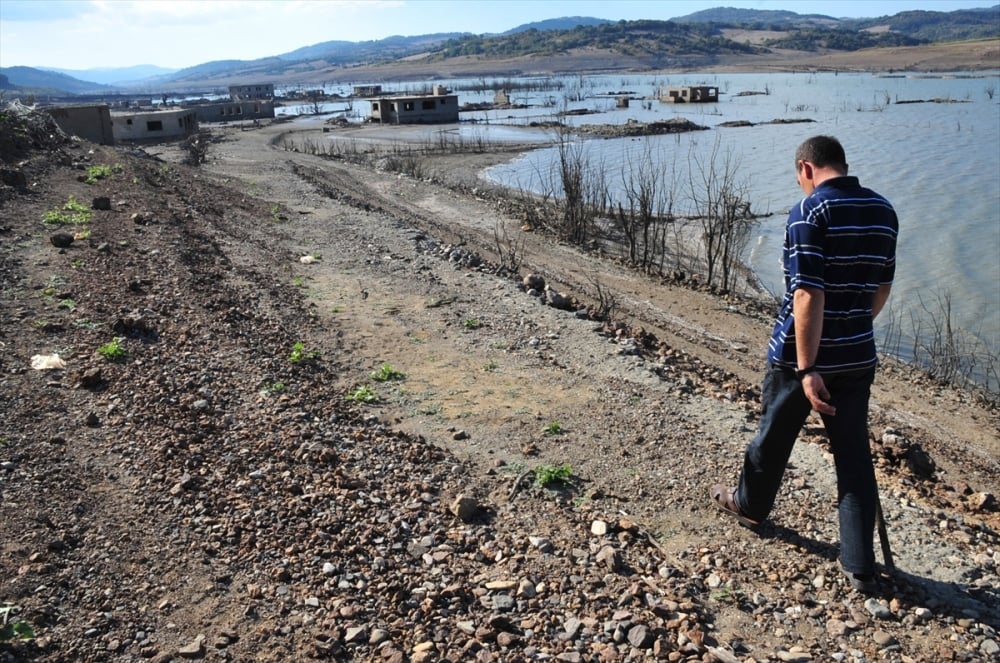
[45,104,115,145]
[111,108,198,142]
[190,99,275,123]
[369,85,459,124]
[353,85,383,97]
[228,83,275,101]
[658,86,719,103]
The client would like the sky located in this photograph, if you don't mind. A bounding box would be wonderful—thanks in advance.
[1,0,996,71]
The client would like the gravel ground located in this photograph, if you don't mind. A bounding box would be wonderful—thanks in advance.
[1,108,998,663]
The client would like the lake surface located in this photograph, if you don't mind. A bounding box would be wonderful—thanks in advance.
[312,72,999,387]
[463,72,999,385]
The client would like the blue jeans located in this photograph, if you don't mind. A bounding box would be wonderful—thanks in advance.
[736,363,878,575]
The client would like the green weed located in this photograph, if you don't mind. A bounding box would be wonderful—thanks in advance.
[84,164,114,184]
[97,337,126,360]
[0,604,34,642]
[483,360,498,372]
[264,381,286,394]
[463,318,482,329]
[542,421,563,435]
[345,385,378,403]
[289,341,319,363]
[370,363,405,382]
[43,195,92,226]
[533,464,573,488]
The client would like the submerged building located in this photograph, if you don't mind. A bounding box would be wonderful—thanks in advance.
[369,85,459,124]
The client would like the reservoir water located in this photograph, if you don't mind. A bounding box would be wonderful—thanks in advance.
[467,71,999,386]
[318,71,999,387]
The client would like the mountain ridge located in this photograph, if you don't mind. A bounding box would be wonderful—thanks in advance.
[2,6,997,95]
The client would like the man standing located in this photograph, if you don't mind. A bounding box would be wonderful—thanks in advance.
[711,135,898,594]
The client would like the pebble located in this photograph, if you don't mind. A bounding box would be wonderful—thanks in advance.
[864,598,893,620]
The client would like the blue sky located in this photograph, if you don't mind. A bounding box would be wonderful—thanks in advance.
[1,0,995,71]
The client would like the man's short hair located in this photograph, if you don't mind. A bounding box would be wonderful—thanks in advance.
[795,135,848,172]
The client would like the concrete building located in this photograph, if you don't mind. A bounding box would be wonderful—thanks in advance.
[659,86,719,103]
[45,104,115,145]
[190,100,275,123]
[229,83,274,101]
[369,85,459,125]
[353,85,383,97]
[111,108,198,142]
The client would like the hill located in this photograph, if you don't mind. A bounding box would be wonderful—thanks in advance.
[4,6,999,94]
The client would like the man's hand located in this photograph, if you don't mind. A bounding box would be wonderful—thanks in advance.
[801,372,836,415]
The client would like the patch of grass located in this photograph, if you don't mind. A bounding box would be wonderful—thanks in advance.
[542,421,563,435]
[57,299,76,311]
[84,163,114,184]
[43,195,92,226]
[463,318,482,330]
[533,463,573,488]
[264,381,286,395]
[345,385,378,403]
[370,363,405,382]
[0,604,34,642]
[416,403,442,415]
[97,337,126,360]
[289,341,319,363]
[293,276,304,287]
[483,360,498,372]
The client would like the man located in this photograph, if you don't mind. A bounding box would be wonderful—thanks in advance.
[711,135,898,594]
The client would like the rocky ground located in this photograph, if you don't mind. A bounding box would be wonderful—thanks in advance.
[1,103,998,663]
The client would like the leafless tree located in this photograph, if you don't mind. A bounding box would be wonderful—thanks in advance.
[686,136,757,292]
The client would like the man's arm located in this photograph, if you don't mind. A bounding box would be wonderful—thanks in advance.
[793,286,836,415]
[872,283,892,320]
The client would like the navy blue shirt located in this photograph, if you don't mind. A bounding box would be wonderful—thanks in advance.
[767,176,898,373]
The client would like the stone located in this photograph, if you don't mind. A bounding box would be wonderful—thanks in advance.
[873,630,898,648]
[177,635,205,658]
[92,196,112,210]
[826,619,849,637]
[497,631,519,647]
[523,273,545,291]
[591,520,608,536]
[627,624,652,649]
[450,495,478,522]
[864,598,893,620]
[344,626,366,643]
[50,232,74,248]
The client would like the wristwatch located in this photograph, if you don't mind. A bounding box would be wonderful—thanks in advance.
[794,365,818,380]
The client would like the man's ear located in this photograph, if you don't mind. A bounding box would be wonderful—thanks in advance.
[800,161,814,181]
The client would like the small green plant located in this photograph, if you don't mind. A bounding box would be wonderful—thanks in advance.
[293,276,304,287]
[533,464,573,488]
[0,604,34,642]
[84,164,113,184]
[264,381,286,394]
[345,385,378,403]
[542,421,563,435]
[97,337,126,360]
[370,363,405,382]
[57,298,76,311]
[483,360,498,372]
[43,195,92,226]
[463,318,482,329]
[270,204,285,223]
[71,258,84,268]
[289,341,319,363]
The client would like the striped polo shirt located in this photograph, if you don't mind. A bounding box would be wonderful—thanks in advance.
[767,175,899,373]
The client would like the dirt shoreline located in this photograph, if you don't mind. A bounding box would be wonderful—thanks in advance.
[1,104,998,662]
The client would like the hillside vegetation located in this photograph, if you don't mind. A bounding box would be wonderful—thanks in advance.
[2,6,998,93]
